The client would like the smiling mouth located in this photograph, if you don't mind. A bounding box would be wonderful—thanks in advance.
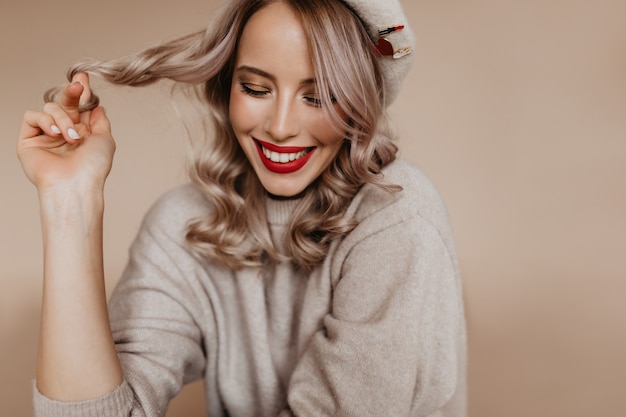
[254,139,316,174]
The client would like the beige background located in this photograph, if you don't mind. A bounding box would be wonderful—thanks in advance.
[1,0,625,416]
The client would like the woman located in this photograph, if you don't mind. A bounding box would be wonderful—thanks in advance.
[18,0,466,415]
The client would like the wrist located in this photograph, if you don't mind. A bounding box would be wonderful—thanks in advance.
[38,184,105,232]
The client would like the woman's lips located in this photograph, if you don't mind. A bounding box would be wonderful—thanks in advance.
[255,139,316,174]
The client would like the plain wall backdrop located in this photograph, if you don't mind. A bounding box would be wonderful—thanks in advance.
[1,0,625,416]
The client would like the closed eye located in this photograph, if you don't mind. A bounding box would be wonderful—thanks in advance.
[303,93,337,108]
[239,82,269,97]
[303,95,322,107]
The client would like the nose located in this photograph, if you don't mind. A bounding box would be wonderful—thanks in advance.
[264,95,300,142]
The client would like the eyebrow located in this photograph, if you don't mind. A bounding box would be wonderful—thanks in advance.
[235,65,316,86]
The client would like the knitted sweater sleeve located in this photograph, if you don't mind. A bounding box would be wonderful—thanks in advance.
[33,186,209,417]
[282,167,466,416]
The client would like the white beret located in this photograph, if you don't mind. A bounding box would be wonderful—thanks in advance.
[341,0,416,105]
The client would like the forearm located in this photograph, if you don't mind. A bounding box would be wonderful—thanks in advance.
[37,186,123,401]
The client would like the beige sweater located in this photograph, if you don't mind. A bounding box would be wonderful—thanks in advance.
[33,158,467,417]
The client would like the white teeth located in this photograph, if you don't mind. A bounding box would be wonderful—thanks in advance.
[261,144,309,164]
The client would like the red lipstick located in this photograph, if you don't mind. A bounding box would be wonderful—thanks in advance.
[255,139,316,174]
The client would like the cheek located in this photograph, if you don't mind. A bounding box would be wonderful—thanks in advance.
[228,88,244,131]
[229,87,257,133]
[308,113,345,146]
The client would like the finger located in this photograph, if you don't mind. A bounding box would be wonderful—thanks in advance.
[58,81,85,124]
[42,102,83,142]
[20,110,64,140]
[71,72,93,109]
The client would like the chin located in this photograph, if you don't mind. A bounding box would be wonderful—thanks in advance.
[260,178,309,198]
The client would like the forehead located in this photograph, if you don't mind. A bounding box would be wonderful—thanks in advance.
[236,2,313,74]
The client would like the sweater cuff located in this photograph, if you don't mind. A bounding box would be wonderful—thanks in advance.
[33,379,134,417]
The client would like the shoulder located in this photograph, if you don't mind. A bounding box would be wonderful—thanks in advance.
[140,183,211,239]
[328,160,460,290]
[333,158,458,269]
[349,158,452,237]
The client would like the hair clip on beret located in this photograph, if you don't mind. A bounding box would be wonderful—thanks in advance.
[341,0,415,105]
[374,25,413,59]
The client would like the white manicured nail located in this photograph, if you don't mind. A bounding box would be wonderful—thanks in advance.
[51,125,61,134]
[68,128,80,140]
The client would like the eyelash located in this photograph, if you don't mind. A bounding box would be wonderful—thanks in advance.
[239,82,268,97]
[238,81,324,107]
[304,96,322,107]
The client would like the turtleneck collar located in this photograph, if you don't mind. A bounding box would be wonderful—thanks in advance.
[265,195,302,226]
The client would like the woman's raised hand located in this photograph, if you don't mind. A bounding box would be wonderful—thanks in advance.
[18,73,115,194]
[19,74,124,401]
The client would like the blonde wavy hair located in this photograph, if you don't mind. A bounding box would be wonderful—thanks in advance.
[46,0,401,271]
